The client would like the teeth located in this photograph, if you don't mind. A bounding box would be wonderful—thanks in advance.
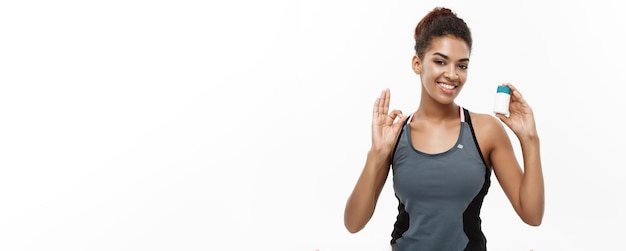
[438,82,456,90]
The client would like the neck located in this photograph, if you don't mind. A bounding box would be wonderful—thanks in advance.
[414,92,459,122]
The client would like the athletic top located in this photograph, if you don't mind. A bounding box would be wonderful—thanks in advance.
[390,107,492,251]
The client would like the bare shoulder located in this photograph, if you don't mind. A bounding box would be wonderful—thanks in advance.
[467,111,509,156]
[468,111,504,132]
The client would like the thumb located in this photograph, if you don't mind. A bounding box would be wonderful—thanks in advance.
[495,113,510,125]
[393,115,407,130]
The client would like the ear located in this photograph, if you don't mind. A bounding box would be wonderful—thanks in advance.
[412,55,421,75]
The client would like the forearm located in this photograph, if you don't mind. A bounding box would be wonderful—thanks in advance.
[344,150,390,233]
[518,136,544,226]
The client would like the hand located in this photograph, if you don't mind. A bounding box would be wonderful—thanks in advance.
[371,88,406,155]
[495,83,538,140]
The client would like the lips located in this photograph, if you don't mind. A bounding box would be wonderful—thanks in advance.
[437,82,457,94]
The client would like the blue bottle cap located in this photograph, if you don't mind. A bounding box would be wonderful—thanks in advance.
[496,85,511,94]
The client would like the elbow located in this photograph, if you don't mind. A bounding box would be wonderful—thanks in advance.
[522,215,543,227]
[525,218,542,227]
[345,225,361,234]
[343,199,374,233]
[519,203,544,226]
[344,218,364,234]
[344,212,366,233]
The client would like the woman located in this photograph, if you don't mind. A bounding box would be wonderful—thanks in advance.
[343,7,544,251]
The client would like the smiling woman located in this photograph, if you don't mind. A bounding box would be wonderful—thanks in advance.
[4,0,626,250]
[343,7,544,251]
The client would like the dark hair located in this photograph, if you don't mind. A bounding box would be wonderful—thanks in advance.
[414,7,472,59]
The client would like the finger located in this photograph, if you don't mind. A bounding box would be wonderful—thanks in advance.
[389,109,403,119]
[388,109,403,123]
[373,97,380,117]
[495,113,511,126]
[382,88,390,115]
[389,110,406,129]
[503,82,524,101]
[386,109,397,126]
[373,89,385,117]
[378,89,387,115]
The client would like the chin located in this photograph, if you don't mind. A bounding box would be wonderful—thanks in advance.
[436,95,457,105]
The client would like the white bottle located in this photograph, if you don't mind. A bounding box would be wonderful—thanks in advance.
[493,85,511,115]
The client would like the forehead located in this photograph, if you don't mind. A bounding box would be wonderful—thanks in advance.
[425,36,470,59]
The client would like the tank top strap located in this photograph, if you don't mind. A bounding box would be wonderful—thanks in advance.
[459,105,465,122]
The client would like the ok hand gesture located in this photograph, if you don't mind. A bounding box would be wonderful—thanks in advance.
[371,89,407,155]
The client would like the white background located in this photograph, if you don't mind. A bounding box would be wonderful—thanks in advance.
[1,0,625,250]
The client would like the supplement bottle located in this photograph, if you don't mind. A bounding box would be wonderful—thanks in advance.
[493,85,511,115]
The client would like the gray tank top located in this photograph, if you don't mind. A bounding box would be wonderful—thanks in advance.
[391,107,492,251]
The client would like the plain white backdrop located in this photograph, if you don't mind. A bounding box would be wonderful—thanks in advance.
[1,0,625,250]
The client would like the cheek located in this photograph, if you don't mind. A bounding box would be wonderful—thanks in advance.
[458,71,468,82]
[423,65,444,77]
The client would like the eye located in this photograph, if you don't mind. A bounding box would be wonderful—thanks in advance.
[458,64,469,70]
[434,60,445,65]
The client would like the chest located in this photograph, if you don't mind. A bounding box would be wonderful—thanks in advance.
[393,153,486,202]
[409,121,460,154]
[392,123,489,203]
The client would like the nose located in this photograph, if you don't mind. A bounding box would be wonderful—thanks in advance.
[444,65,459,80]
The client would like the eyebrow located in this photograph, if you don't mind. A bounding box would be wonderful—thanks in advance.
[432,52,469,62]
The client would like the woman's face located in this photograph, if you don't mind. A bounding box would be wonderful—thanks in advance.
[413,35,470,105]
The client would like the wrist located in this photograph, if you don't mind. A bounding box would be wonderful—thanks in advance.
[518,133,540,145]
[367,148,391,165]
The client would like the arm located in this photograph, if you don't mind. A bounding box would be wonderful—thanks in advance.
[343,150,391,233]
[344,89,406,233]
[491,83,544,226]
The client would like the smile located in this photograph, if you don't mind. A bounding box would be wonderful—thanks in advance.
[437,82,457,90]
